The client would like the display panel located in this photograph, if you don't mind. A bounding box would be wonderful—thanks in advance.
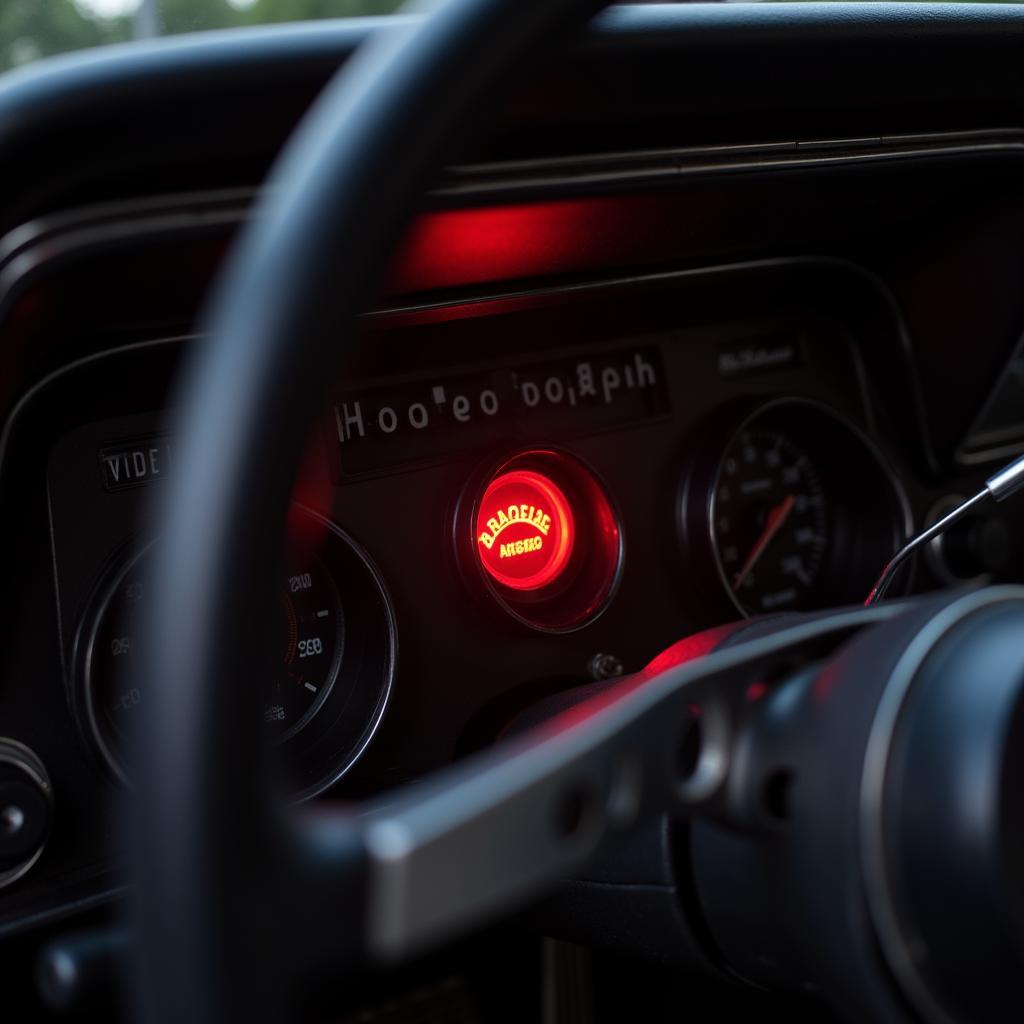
[330,346,669,478]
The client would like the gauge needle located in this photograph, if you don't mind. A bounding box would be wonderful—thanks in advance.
[732,494,796,590]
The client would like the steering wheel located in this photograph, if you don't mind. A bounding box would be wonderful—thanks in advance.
[137,3,1024,1023]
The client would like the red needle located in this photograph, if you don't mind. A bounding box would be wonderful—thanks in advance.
[732,494,796,590]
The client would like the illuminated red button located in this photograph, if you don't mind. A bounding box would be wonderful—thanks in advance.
[475,470,575,592]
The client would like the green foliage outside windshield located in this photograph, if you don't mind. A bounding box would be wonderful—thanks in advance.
[1,0,405,72]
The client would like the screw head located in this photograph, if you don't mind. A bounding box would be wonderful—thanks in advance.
[590,653,624,681]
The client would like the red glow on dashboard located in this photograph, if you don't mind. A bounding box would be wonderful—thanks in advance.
[475,469,574,591]
[393,203,596,292]
[745,681,769,702]
[641,623,746,679]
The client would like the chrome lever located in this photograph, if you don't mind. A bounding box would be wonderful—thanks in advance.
[865,451,1024,605]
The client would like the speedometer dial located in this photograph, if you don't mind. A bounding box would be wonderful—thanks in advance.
[713,430,828,614]
[680,399,910,619]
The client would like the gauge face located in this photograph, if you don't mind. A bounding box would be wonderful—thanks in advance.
[91,557,344,751]
[683,399,908,619]
[270,565,344,739]
[712,429,828,614]
[76,512,395,800]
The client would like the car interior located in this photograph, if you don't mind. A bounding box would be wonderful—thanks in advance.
[1,2,1024,1021]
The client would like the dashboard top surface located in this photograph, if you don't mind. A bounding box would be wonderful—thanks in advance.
[5,4,1024,235]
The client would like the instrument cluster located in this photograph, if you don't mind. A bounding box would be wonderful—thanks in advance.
[6,252,1016,921]
[61,402,909,801]
[40,263,924,804]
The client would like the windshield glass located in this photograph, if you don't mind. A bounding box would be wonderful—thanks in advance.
[5,2,1016,74]
[1,1,403,72]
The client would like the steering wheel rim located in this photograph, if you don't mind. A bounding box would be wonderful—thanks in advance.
[136,3,606,1022]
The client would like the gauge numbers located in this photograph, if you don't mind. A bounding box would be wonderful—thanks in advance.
[269,564,344,741]
[92,557,343,754]
[682,398,908,619]
[713,429,827,615]
[75,512,395,800]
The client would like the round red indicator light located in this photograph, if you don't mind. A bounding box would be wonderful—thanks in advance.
[460,449,623,632]
[475,470,575,592]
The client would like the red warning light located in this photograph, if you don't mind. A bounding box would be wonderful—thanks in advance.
[475,470,575,591]
[461,449,622,631]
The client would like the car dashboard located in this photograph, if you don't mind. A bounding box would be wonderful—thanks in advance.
[3,6,1024,1018]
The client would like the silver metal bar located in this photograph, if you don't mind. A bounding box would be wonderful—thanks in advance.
[985,452,1024,501]
[865,489,991,605]
[866,450,1024,605]
[293,604,903,964]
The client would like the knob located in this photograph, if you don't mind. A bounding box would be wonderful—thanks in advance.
[0,739,52,888]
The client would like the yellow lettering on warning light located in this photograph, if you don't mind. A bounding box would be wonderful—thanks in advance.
[478,504,552,550]
[474,467,575,592]
[499,537,544,559]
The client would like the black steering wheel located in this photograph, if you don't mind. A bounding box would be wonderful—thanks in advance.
[137,3,1024,1023]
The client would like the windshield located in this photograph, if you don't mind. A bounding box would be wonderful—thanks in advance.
[1,1,404,72]
[4,2,1015,74]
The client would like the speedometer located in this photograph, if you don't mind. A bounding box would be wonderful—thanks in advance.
[713,429,828,614]
[680,399,910,619]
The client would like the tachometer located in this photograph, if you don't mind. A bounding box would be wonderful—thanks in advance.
[89,556,344,750]
[272,564,343,740]
[73,511,395,799]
